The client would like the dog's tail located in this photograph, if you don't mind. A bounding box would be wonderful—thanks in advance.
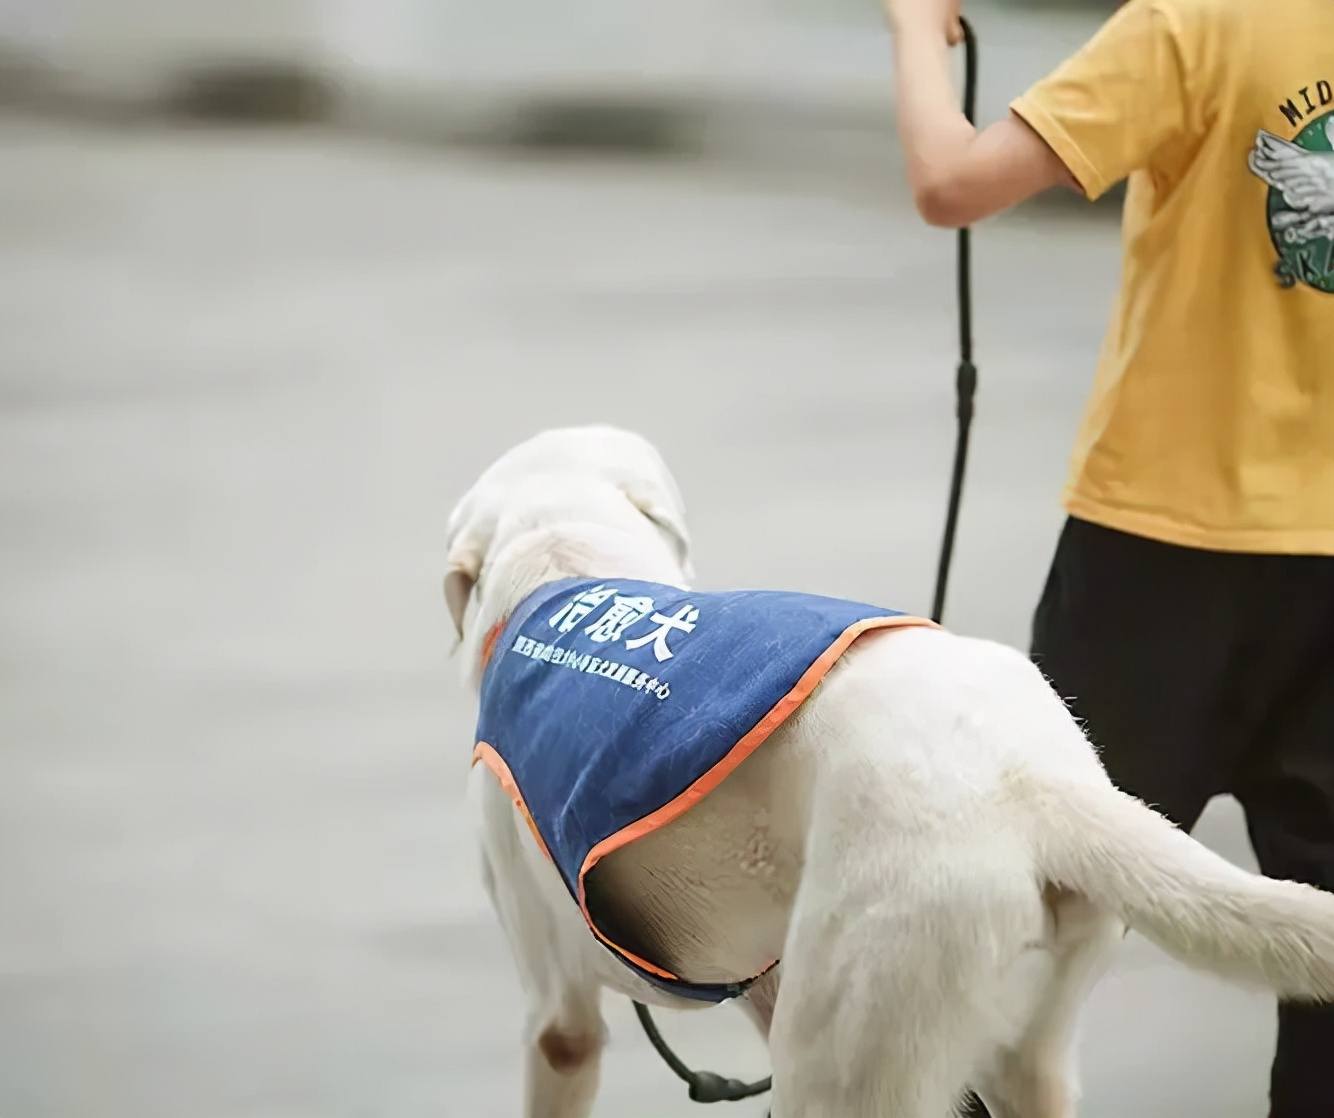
[1029,780,1334,1001]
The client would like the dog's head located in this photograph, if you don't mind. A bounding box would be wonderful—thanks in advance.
[444,426,694,678]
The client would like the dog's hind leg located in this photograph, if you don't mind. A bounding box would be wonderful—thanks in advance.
[974,892,1122,1118]
[767,829,1040,1118]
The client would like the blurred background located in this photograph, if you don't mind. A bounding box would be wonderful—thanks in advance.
[0,1,1273,1114]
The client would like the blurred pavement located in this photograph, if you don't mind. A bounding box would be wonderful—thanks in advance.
[0,93,1272,1118]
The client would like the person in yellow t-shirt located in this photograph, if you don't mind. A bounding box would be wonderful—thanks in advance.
[884,0,1333,1113]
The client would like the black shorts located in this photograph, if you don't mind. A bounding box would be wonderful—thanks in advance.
[1031,516,1334,1118]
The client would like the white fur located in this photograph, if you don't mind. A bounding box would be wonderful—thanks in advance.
[447,426,1334,1118]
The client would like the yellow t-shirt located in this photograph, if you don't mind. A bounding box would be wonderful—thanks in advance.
[1012,0,1334,554]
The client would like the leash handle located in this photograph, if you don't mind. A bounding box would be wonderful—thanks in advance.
[634,17,982,1102]
[932,16,979,626]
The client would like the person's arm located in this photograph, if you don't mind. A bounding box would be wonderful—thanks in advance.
[886,5,1077,228]
[888,0,1204,229]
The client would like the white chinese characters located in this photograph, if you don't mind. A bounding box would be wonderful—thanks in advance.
[509,635,672,701]
[549,585,617,633]
[547,585,699,662]
[623,605,700,662]
[584,595,655,644]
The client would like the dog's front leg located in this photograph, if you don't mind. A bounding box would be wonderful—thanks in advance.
[472,767,606,1117]
[523,987,605,1118]
[738,966,781,1040]
[491,854,606,1118]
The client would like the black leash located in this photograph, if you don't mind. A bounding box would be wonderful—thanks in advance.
[932,15,979,627]
[633,1001,772,1103]
[633,17,981,1102]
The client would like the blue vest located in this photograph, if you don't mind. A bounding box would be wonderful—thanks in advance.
[473,577,930,1002]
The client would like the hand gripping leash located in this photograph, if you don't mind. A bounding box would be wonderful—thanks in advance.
[634,18,981,1103]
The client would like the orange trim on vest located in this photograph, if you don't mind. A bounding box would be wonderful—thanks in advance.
[479,621,505,668]
[476,611,936,986]
[473,742,555,864]
[473,739,682,983]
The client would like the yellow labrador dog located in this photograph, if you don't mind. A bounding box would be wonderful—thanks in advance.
[446,427,1334,1118]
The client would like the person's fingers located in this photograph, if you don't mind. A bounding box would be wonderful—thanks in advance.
[946,16,964,45]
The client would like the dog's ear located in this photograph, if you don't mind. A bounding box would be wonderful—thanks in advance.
[443,496,485,641]
[442,477,496,643]
[443,562,477,640]
[622,477,694,581]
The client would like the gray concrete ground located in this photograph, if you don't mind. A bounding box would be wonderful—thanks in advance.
[0,107,1272,1117]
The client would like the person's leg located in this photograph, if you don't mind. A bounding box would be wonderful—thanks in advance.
[1030,517,1252,830]
[1229,554,1334,1118]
